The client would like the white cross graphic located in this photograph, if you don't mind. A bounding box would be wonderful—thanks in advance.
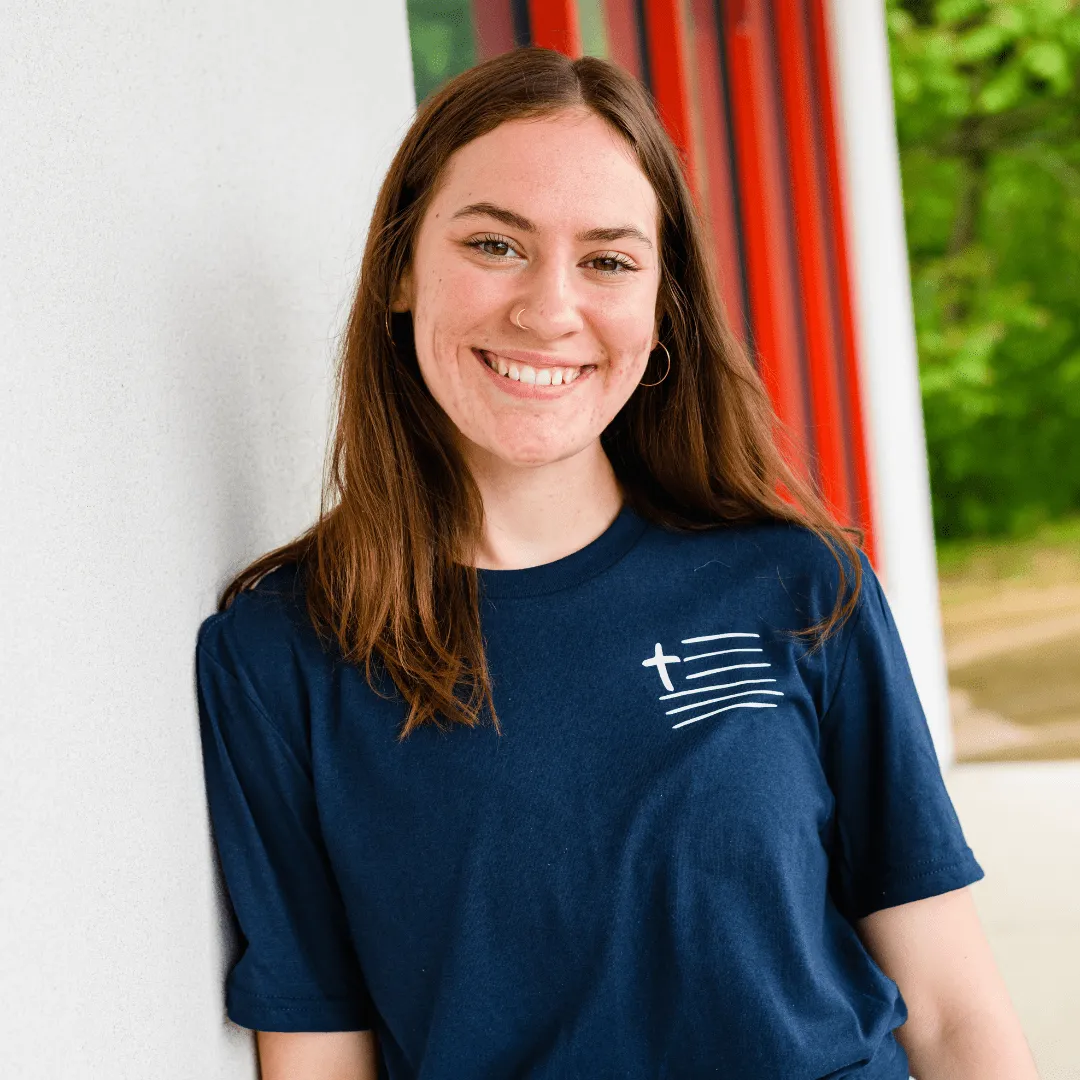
[641,642,682,692]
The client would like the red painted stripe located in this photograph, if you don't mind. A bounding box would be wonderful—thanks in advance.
[687,0,746,339]
[473,1,516,58]
[528,0,582,56]
[641,0,699,188]
[721,0,811,466]
[807,0,878,565]
[602,0,643,78]
[772,0,853,525]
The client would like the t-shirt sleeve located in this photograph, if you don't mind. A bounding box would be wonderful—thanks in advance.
[196,609,377,1032]
[819,556,985,923]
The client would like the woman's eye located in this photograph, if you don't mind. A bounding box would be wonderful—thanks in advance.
[468,237,635,278]
[468,236,520,260]
[587,254,638,276]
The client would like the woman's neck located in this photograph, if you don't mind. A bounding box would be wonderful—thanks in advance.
[464,440,624,571]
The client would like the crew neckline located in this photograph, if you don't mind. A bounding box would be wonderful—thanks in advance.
[475,502,650,599]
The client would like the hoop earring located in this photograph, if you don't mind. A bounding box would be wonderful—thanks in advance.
[385,309,393,340]
[639,340,671,386]
[514,307,531,331]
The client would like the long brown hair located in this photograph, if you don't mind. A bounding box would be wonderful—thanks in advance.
[219,46,864,740]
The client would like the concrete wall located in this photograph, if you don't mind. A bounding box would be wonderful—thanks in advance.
[826,0,955,766]
[0,2,414,1074]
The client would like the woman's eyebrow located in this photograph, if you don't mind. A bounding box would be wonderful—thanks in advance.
[450,202,654,249]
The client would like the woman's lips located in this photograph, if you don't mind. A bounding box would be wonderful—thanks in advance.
[473,348,596,399]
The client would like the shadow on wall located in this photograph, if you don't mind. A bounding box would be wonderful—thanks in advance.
[164,213,342,1013]
[164,214,337,609]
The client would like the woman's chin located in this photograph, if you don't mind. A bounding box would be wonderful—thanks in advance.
[468,434,586,471]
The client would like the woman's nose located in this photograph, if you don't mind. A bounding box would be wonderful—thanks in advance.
[513,258,585,339]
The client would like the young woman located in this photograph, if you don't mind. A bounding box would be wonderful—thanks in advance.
[195,47,1038,1080]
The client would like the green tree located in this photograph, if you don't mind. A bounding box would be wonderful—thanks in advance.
[406,0,477,105]
[887,0,1080,539]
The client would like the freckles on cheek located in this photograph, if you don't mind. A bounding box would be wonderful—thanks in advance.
[607,335,653,377]
[428,325,463,376]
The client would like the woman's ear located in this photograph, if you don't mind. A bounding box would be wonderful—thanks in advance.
[390,267,413,313]
[653,295,668,349]
[651,310,666,351]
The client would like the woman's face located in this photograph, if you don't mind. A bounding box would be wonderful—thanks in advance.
[393,107,662,471]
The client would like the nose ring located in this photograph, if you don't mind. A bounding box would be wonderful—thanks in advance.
[514,307,530,331]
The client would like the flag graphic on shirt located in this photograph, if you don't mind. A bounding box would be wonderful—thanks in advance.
[641,632,785,729]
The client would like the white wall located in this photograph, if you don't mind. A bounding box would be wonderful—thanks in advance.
[825,0,955,766]
[0,2,415,1074]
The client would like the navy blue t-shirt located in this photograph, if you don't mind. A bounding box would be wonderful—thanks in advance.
[195,504,984,1079]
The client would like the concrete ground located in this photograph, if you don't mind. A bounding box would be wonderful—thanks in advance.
[942,574,1080,763]
[944,760,1080,1080]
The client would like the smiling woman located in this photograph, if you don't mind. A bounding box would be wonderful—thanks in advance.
[387,107,664,517]
[194,45,1033,1080]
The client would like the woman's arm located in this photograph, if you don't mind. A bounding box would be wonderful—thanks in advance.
[855,886,1039,1078]
[255,1029,379,1080]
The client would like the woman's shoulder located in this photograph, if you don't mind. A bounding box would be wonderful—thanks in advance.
[637,514,875,644]
[196,562,331,703]
[199,561,307,643]
[652,514,871,588]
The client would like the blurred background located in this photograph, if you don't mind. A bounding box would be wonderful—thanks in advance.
[886,10,1080,1064]
[1,1,1075,1076]
[886,0,1080,767]
[405,0,1080,767]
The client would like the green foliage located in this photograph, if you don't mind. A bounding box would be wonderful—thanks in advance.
[406,0,477,105]
[887,0,1080,540]
[935,511,1080,582]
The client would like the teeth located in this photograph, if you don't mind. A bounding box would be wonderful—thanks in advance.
[482,351,586,386]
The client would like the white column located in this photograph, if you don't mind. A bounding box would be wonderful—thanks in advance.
[0,1,415,1073]
[824,0,954,765]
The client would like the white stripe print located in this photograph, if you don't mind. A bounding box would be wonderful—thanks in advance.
[639,630,786,730]
[666,631,783,728]
[680,632,761,643]
[672,702,778,729]
[666,689,786,715]
[681,647,763,661]
[659,678,777,700]
[686,663,771,679]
